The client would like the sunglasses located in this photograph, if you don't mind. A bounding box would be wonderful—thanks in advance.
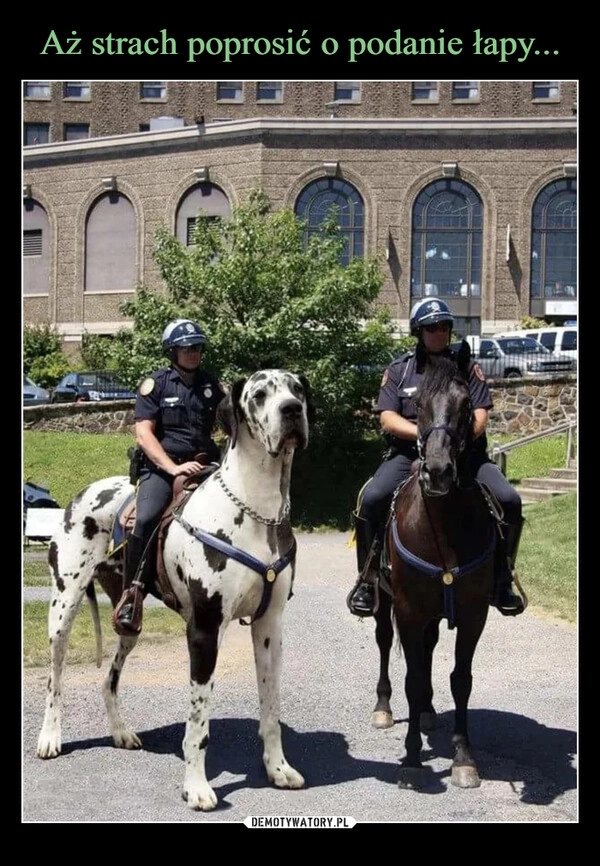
[423,323,450,334]
[179,345,203,353]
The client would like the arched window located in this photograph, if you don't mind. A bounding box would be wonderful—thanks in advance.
[295,177,364,265]
[176,183,231,246]
[23,199,50,295]
[411,179,483,336]
[530,179,577,306]
[85,192,136,291]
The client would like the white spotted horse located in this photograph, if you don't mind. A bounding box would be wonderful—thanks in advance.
[372,342,498,789]
[36,369,315,811]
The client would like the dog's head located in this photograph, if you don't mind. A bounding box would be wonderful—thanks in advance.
[217,370,315,457]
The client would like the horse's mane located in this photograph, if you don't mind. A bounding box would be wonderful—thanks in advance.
[418,354,466,401]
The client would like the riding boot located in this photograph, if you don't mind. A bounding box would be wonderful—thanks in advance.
[346,513,380,617]
[492,517,525,616]
[112,534,147,636]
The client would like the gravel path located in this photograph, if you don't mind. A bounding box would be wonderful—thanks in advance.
[22,532,578,824]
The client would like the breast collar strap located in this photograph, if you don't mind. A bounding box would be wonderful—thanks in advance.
[390,518,496,629]
[391,519,495,581]
[175,515,297,625]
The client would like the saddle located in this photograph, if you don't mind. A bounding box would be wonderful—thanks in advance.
[108,465,219,612]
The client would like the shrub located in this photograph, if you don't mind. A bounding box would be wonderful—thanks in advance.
[23,324,71,388]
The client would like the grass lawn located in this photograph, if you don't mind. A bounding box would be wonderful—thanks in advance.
[22,428,577,667]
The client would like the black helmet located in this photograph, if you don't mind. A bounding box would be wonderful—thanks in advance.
[161,319,207,358]
[409,299,454,336]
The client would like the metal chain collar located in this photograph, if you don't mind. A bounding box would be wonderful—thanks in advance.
[214,470,290,526]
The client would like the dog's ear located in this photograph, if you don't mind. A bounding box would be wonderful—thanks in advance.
[298,375,317,423]
[217,378,246,449]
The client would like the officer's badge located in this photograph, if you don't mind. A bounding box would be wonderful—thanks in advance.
[473,363,486,382]
[138,377,155,396]
[203,386,213,399]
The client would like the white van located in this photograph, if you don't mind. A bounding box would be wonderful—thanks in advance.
[495,326,577,365]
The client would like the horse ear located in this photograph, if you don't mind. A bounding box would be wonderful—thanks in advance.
[216,378,246,449]
[298,375,317,423]
[456,339,471,377]
[415,341,427,373]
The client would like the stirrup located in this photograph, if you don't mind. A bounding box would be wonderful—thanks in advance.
[346,577,379,618]
[493,581,526,617]
[112,585,144,636]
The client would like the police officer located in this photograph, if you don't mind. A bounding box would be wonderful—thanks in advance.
[112,319,226,636]
[347,298,525,619]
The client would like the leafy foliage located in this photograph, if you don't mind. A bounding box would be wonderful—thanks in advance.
[519,315,548,330]
[23,324,71,388]
[80,333,119,371]
[95,189,403,443]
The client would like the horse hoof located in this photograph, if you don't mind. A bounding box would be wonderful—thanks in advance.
[420,711,437,732]
[372,711,394,729]
[397,766,426,790]
[451,765,481,788]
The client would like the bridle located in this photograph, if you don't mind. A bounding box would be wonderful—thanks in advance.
[417,405,472,490]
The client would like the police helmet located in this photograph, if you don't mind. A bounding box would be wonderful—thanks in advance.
[161,319,207,358]
[409,299,454,337]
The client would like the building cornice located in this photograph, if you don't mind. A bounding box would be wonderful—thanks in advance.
[23,116,577,166]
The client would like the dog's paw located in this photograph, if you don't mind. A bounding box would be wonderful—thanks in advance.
[112,727,142,750]
[37,727,62,760]
[267,761,305,790]
[182,781,218,811]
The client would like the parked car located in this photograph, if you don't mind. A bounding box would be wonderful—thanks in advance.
[452,336,577,379]
[23,480,61,538]
[23,375,50,407]
[51,371,136,403]
[495,326,577,367]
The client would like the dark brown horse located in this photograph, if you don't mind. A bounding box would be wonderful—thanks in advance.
[373,341,496,789]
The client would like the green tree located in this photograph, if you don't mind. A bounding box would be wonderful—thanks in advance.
[107,189,401,443]
[519,316,548,329]
[23,324,71,388]
[80,333,119,371]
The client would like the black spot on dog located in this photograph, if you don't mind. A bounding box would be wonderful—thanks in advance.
[48,542,65,592]
[110,668,119,693]
[201,528,233,573]
[264,637,270,649]
[234,509,244,527]
[62,503,74,533]
[82,516,99,540]
[187,582,223,684]
[93,486,122,511]
[246,401,259,424]
[199,735,209,750]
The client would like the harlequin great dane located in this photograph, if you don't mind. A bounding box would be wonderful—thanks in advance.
[36,369,314,812]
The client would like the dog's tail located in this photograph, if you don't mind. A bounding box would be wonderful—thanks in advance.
[85,582,103,668]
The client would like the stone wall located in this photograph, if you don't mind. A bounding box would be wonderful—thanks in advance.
[23,375,577,438]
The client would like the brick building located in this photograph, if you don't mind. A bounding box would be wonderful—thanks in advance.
[23,80,578,349]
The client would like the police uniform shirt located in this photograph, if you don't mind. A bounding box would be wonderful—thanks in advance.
[135,366,225,459]
[376,350,493,455]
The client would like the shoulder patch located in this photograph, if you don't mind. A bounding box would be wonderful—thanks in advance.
[473,363,486,383]
[381,370,389,387]
[138,377,155,396]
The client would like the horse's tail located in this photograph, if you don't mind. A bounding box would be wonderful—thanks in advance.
[85,581,103,668]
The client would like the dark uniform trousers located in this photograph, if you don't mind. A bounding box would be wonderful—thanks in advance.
[132,465,177,545]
